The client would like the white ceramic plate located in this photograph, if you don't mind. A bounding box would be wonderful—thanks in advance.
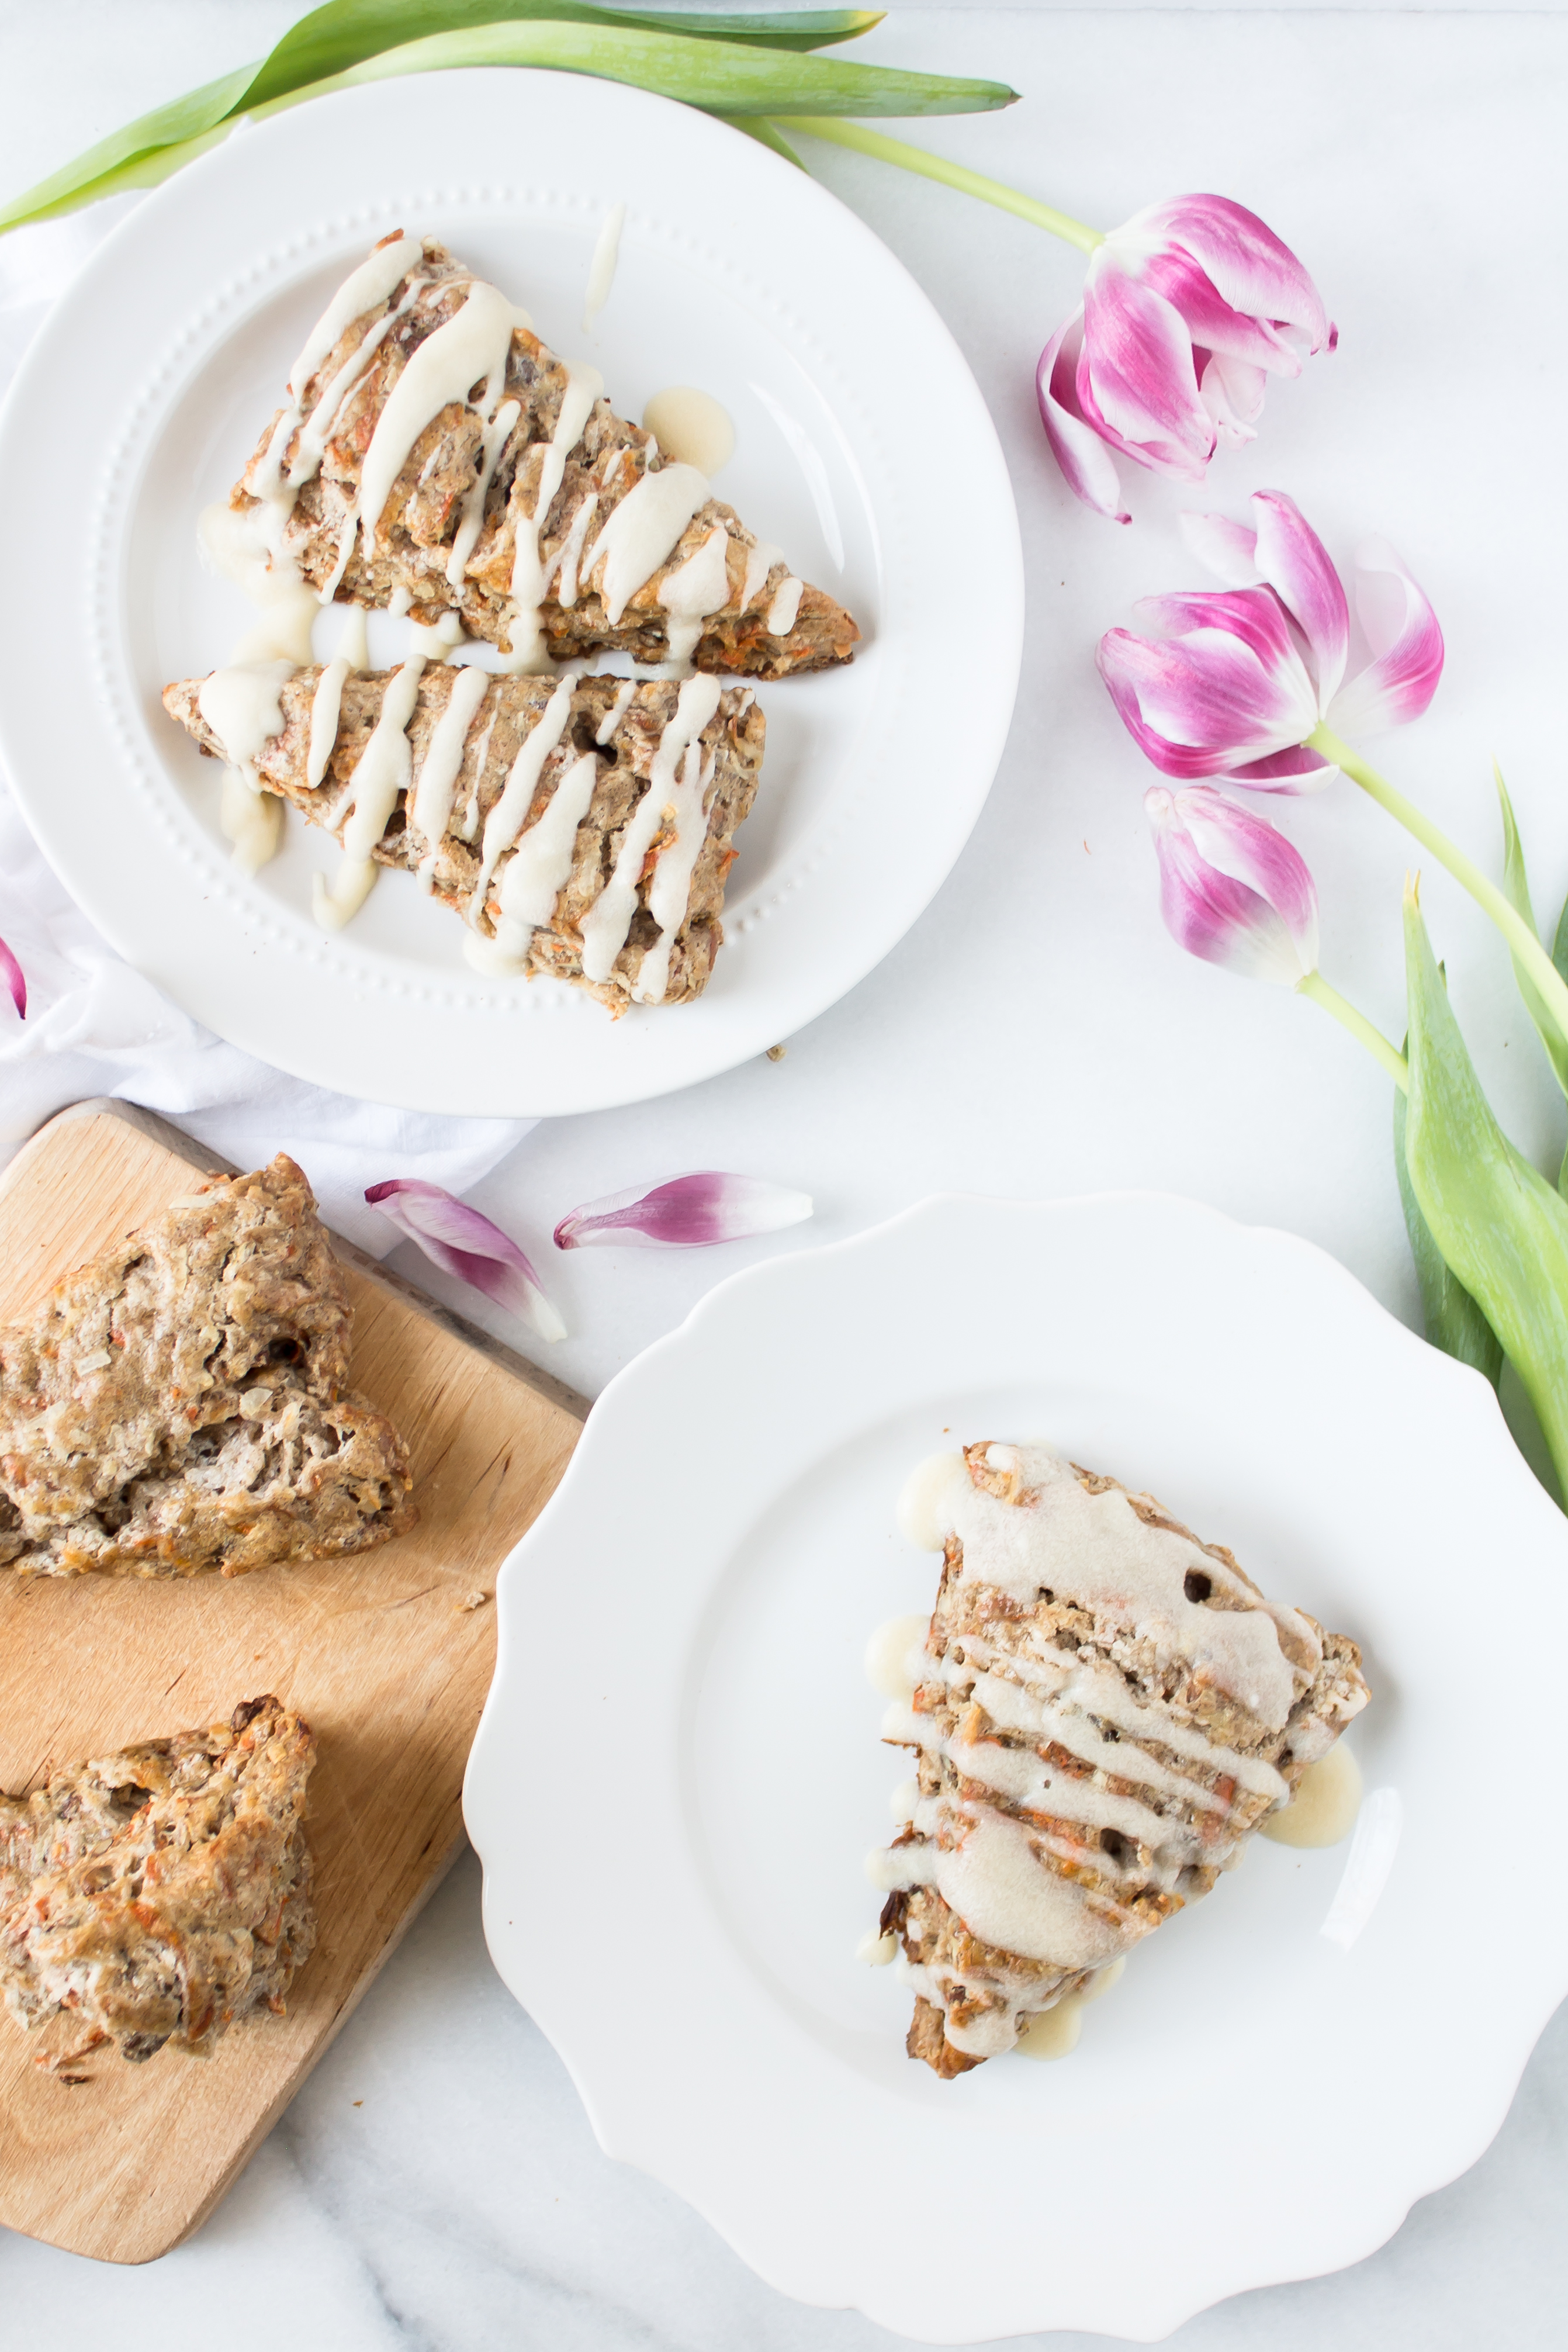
[465,1193,1568,2343]
[0,72,1021,1118]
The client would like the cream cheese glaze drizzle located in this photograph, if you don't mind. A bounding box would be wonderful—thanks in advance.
[198,660,295,876]
[306,608,368,788]
[465,673,579,950]
[504,365,604,671]
[583,463,710,625]
[313,656,425,930]
[410,665,490,889]
[580,675,722,994]
[657,527,732,674]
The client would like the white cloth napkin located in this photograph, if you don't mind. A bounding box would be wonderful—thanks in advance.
[0,199,534,1255]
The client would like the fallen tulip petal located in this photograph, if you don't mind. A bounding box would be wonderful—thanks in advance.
[364,1178,565,1342]
[0,935,24,1020]
[554,1172,813,1250]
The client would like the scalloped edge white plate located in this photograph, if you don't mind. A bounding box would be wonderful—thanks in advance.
[0,71,1022,1118]
[465,1192,1568,2341]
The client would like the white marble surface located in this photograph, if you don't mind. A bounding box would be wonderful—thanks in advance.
[4,2,1568,2341]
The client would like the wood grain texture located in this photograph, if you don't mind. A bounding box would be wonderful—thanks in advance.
[0,1104,584,2264]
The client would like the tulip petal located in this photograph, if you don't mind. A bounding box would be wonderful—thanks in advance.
[1142,246,1302,376]
[1228,742,1341,791]
[1133,194,1332,354]
[1249,491,1348,706]
[1172,783,1320,968]
[1199,352,1269,451]
[1098,618,1314,777]
[554,1171,813,1251]
[1327,538,1445,736]
[364,1178,565,1342]
[1079,260,1215,479]
[1145,785,1314,985]
[1035,312,1130,523]
[1179,508,1261,587]
[0,934,25,1021]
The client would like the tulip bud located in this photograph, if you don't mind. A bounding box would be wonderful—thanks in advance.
[1146,784,1318,985]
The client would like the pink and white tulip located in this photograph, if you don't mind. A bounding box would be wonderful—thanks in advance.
[1146,784,1318,985]
[0,935,23,1021]
[1098,490,1444,788]
[1038,197,1333,522]
[364,1178,565,1342]
[555,1171,812,1251]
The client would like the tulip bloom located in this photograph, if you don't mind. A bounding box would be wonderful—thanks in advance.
[555,1171,812,1250]
[1038,200,1334,523]
[1107,491,1568,1060]
[1098,490,1444,787]
[1146,784,1318,985]
[1145,784,1409,1085]
[364,1178,564,1342]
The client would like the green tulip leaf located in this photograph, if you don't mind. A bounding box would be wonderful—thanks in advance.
[1401,880,1568,1500]
[247,1,887,107]
[721,115,809,169]
[1,5,1001,237]
[313,21,1016,116]
[1496,760,1568,1099]
[0,65,258,230]
[1393,1062,1503,1387]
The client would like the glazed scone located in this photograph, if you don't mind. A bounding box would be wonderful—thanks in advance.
[162,667,764,1013]
[873,1444,1369,2076]
[0,1156,416,1578]
[219,232,860,677]
[0,1696,316,2062]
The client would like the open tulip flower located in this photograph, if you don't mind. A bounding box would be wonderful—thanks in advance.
[1098,490,1443,786]
[1100,489,1568,1057]
[1037,202,1334,524]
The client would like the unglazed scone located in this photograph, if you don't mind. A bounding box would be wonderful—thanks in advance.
[219,232,859,677]
[163,667,764,1012]
[0,1156,416,1578]
[0,1696,315,2063]
[873,1444,1369,2076]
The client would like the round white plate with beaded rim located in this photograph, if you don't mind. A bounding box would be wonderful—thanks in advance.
[465,1192,1568,2343]
[0,70,1022,1118]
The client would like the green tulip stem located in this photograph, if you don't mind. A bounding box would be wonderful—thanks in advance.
[1296,970,1409,1091]
[774,115,1105,250]
[1309,722,1568,1055]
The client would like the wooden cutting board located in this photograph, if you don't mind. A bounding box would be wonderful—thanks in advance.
[0,1101,585,2264]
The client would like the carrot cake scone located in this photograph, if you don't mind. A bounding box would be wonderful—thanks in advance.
[164,666,764,1012]
[213,231,860,678]
[0,1696,315,2063]
[871,1444,1369,2076]
[0,1156,415,1579]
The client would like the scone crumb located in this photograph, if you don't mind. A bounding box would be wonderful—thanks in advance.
[456,1589,490,1613]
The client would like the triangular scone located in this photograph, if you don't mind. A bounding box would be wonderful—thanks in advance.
[221,232,859,678]
[0,1156,416,1579]
[0,1696,315,2063]
[874,1444,1369,2076]
[163,665,765,1014]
